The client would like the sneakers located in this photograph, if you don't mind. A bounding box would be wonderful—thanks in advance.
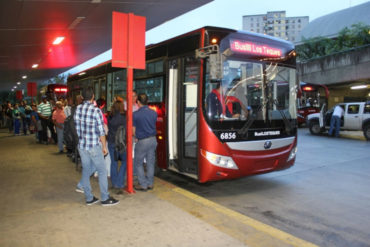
[101,197,119,206]
[86,196,99,205]
[75,187,84,193]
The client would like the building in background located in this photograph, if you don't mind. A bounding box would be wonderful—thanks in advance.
[242,11,309,42]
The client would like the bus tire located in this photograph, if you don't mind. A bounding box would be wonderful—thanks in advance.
[363,124,370,141]
[309,120,321,135]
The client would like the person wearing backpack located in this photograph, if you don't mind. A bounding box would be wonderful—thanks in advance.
[107,100,127,194]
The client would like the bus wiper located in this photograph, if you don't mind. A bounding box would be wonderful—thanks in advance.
[272,99,292,135]
[238,102,264,136]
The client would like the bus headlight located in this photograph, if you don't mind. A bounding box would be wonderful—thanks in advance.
[287,145,297,161]
[201,149,238,170]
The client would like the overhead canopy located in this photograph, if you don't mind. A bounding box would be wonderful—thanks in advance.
[298,1,370,42]
[0,0,212,92]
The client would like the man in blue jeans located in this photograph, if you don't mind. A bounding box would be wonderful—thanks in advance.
[328,104,344,137]
[133,93,157,191]
[74,87,119,206]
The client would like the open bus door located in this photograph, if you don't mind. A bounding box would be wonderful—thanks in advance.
[167,58,199,178]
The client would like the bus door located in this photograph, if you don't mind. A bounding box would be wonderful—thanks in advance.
[93,76,107,101]
[167,57,199,176]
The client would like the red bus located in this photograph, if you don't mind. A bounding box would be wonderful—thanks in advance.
[67,26,298,182]
[39,83,68,102]
[297,82,329,126]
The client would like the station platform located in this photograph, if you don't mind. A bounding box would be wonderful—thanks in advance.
[0,128,320,247]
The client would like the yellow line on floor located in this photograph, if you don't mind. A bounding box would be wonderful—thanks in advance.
[154,178,318,247]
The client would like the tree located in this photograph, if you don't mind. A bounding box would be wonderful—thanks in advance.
[297,23,370,61]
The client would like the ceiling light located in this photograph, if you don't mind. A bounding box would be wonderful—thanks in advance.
[53,36,65,45]
[68,17,85,30]
[32,64,39,69]
[11,89,14,91]
[78,72,86,76]
[91,0,101,3]
[17,82,21,85]
[14,86,17,89]
[22,75,27,79]
[350,85,367,90]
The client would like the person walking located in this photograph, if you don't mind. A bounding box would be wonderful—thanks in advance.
[74,87,119,206]
[133,93,157,191]
[328,104,344,137]
[52,101,66,153]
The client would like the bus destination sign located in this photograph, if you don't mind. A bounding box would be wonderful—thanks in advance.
[230,39,282,57]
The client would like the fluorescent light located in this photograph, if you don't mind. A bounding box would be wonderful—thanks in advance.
[22,75,27,79]
[53,36,65,45]
[11,89,14,91]
[32,64,39,69]
[78,72,86,76]
[350,85,367,90]
[68,17,85,30]
[17,82,21,85]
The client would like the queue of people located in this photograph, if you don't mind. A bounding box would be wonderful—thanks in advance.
[1,88,158,207]
[72,87,157,206]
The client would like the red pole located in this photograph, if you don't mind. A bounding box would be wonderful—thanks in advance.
[125,13,135,194]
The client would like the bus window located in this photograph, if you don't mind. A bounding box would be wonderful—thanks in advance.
[113,70,126,99]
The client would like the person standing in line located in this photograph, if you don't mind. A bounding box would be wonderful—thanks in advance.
[107,100,127,194]
[38,95,57,144]
[52,101,66,153]
[133,93,157,191]
[74,87,119,206]
[328,104,344,137]
[5,102,13,133]
[64,97,72,118]
[24,102,32,134]
[12,103,21,135]
[30,104,42,143]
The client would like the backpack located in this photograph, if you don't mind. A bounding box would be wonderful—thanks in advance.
[114,125,126,160]
[63,115,78,150]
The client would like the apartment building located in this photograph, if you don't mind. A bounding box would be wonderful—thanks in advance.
[242,11,309,42]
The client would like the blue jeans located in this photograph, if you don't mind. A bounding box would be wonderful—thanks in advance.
[78,145,109,202]
[108,142,127,189]
[134,136,157,189]
[14,119,20,134]
[328,115,341,137]
[56,124,64,152]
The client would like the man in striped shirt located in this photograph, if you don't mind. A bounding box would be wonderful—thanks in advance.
[38,95,57,144]
[74,87,119,206]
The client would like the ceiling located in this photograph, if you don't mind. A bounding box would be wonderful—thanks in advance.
[0,0,212,93]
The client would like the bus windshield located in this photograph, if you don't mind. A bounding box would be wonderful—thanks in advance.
[204,59,297,134]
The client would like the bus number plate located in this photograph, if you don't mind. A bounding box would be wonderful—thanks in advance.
[220,132,237,140]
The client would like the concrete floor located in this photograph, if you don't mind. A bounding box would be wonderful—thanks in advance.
[0,129,246,247]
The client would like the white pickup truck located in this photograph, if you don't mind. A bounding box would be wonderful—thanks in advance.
[307,102,370,140]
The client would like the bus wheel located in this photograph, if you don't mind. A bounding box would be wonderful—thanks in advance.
[363,124,370,141]
[309,120,321,135]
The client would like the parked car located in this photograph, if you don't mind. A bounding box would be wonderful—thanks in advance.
[307,102,370,140]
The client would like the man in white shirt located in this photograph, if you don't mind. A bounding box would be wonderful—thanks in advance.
[328,105,344,137]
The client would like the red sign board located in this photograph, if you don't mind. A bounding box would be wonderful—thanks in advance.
[112,12,146,69]
[230,39,282,57]
[27,82,37,97]
[16,90,23,100]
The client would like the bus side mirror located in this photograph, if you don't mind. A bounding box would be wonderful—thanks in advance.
[209,53,222,80]
[196,45,222,80]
